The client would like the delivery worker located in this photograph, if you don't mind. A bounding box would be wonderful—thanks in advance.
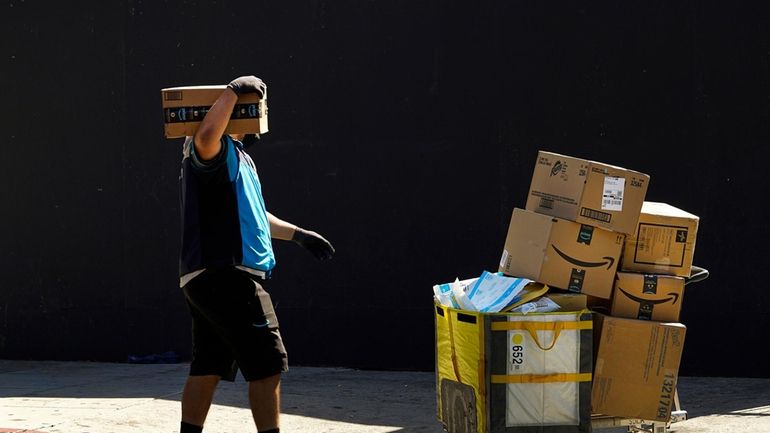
[178,75,335,433]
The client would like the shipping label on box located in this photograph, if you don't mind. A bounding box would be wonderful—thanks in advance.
[591,314,686,421]
[611,272,685,322]
[526,153,590,218]
[161,85,268,138]
[622,201,699,277]
[525,151,650,234]
[499,208,624,299]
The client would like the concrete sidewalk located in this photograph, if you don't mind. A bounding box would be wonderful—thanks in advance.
[1,361,768,433]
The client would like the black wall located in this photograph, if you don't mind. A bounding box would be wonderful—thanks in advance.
[3,1,769,378]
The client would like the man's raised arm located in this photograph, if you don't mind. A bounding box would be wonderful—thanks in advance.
[193,76,266,161]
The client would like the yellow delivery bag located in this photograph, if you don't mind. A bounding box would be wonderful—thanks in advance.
[435,303,592,433]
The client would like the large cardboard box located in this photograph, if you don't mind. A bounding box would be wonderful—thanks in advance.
[611,272,686,322]
[525,151,650,235]
[621,201,699,277]
[161,85,268,138]
[499,208,624,299]
[435,303,593,433]
[592,314,686,422]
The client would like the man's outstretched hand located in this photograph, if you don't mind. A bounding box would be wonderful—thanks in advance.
[227,75,266,98]
[292,228,335,261]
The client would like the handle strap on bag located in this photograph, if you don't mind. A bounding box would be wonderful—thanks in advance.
[529,321,562,351]
[491,372,592,384]
[446,309,463,383]
[490,320,591,351]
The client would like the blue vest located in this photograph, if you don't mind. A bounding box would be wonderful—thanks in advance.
[179,136,275,280]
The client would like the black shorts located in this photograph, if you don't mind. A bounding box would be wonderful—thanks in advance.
[182,267,288,382]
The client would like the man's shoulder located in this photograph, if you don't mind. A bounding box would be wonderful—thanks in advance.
[186,136,235,172]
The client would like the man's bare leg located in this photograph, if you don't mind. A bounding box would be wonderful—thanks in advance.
[181,375,220,427]
[248,373,281,431]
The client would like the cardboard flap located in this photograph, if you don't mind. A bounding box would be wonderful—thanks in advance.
[499,208,552,279]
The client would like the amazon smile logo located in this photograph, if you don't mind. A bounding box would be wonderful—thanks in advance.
[551,245,615,269]
[618,287,680,305]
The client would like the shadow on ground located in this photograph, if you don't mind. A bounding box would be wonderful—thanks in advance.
[0,361,444,432]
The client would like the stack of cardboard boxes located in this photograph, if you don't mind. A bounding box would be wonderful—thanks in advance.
[498,150,700,423]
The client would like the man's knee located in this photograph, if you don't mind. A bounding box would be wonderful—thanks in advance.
[248,372,281,391]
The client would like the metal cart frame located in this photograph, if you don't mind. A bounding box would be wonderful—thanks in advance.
[592,389,686,432]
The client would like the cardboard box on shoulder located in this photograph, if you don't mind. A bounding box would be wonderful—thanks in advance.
[611,272,686,322]
[621,201,699,277]
[525,151,650,235]
[592,314,686,422]
[499,208,624,299]
[161,85,268,138]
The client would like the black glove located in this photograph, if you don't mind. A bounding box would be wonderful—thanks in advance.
[227,75,266,98]
[292,227,335,261]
